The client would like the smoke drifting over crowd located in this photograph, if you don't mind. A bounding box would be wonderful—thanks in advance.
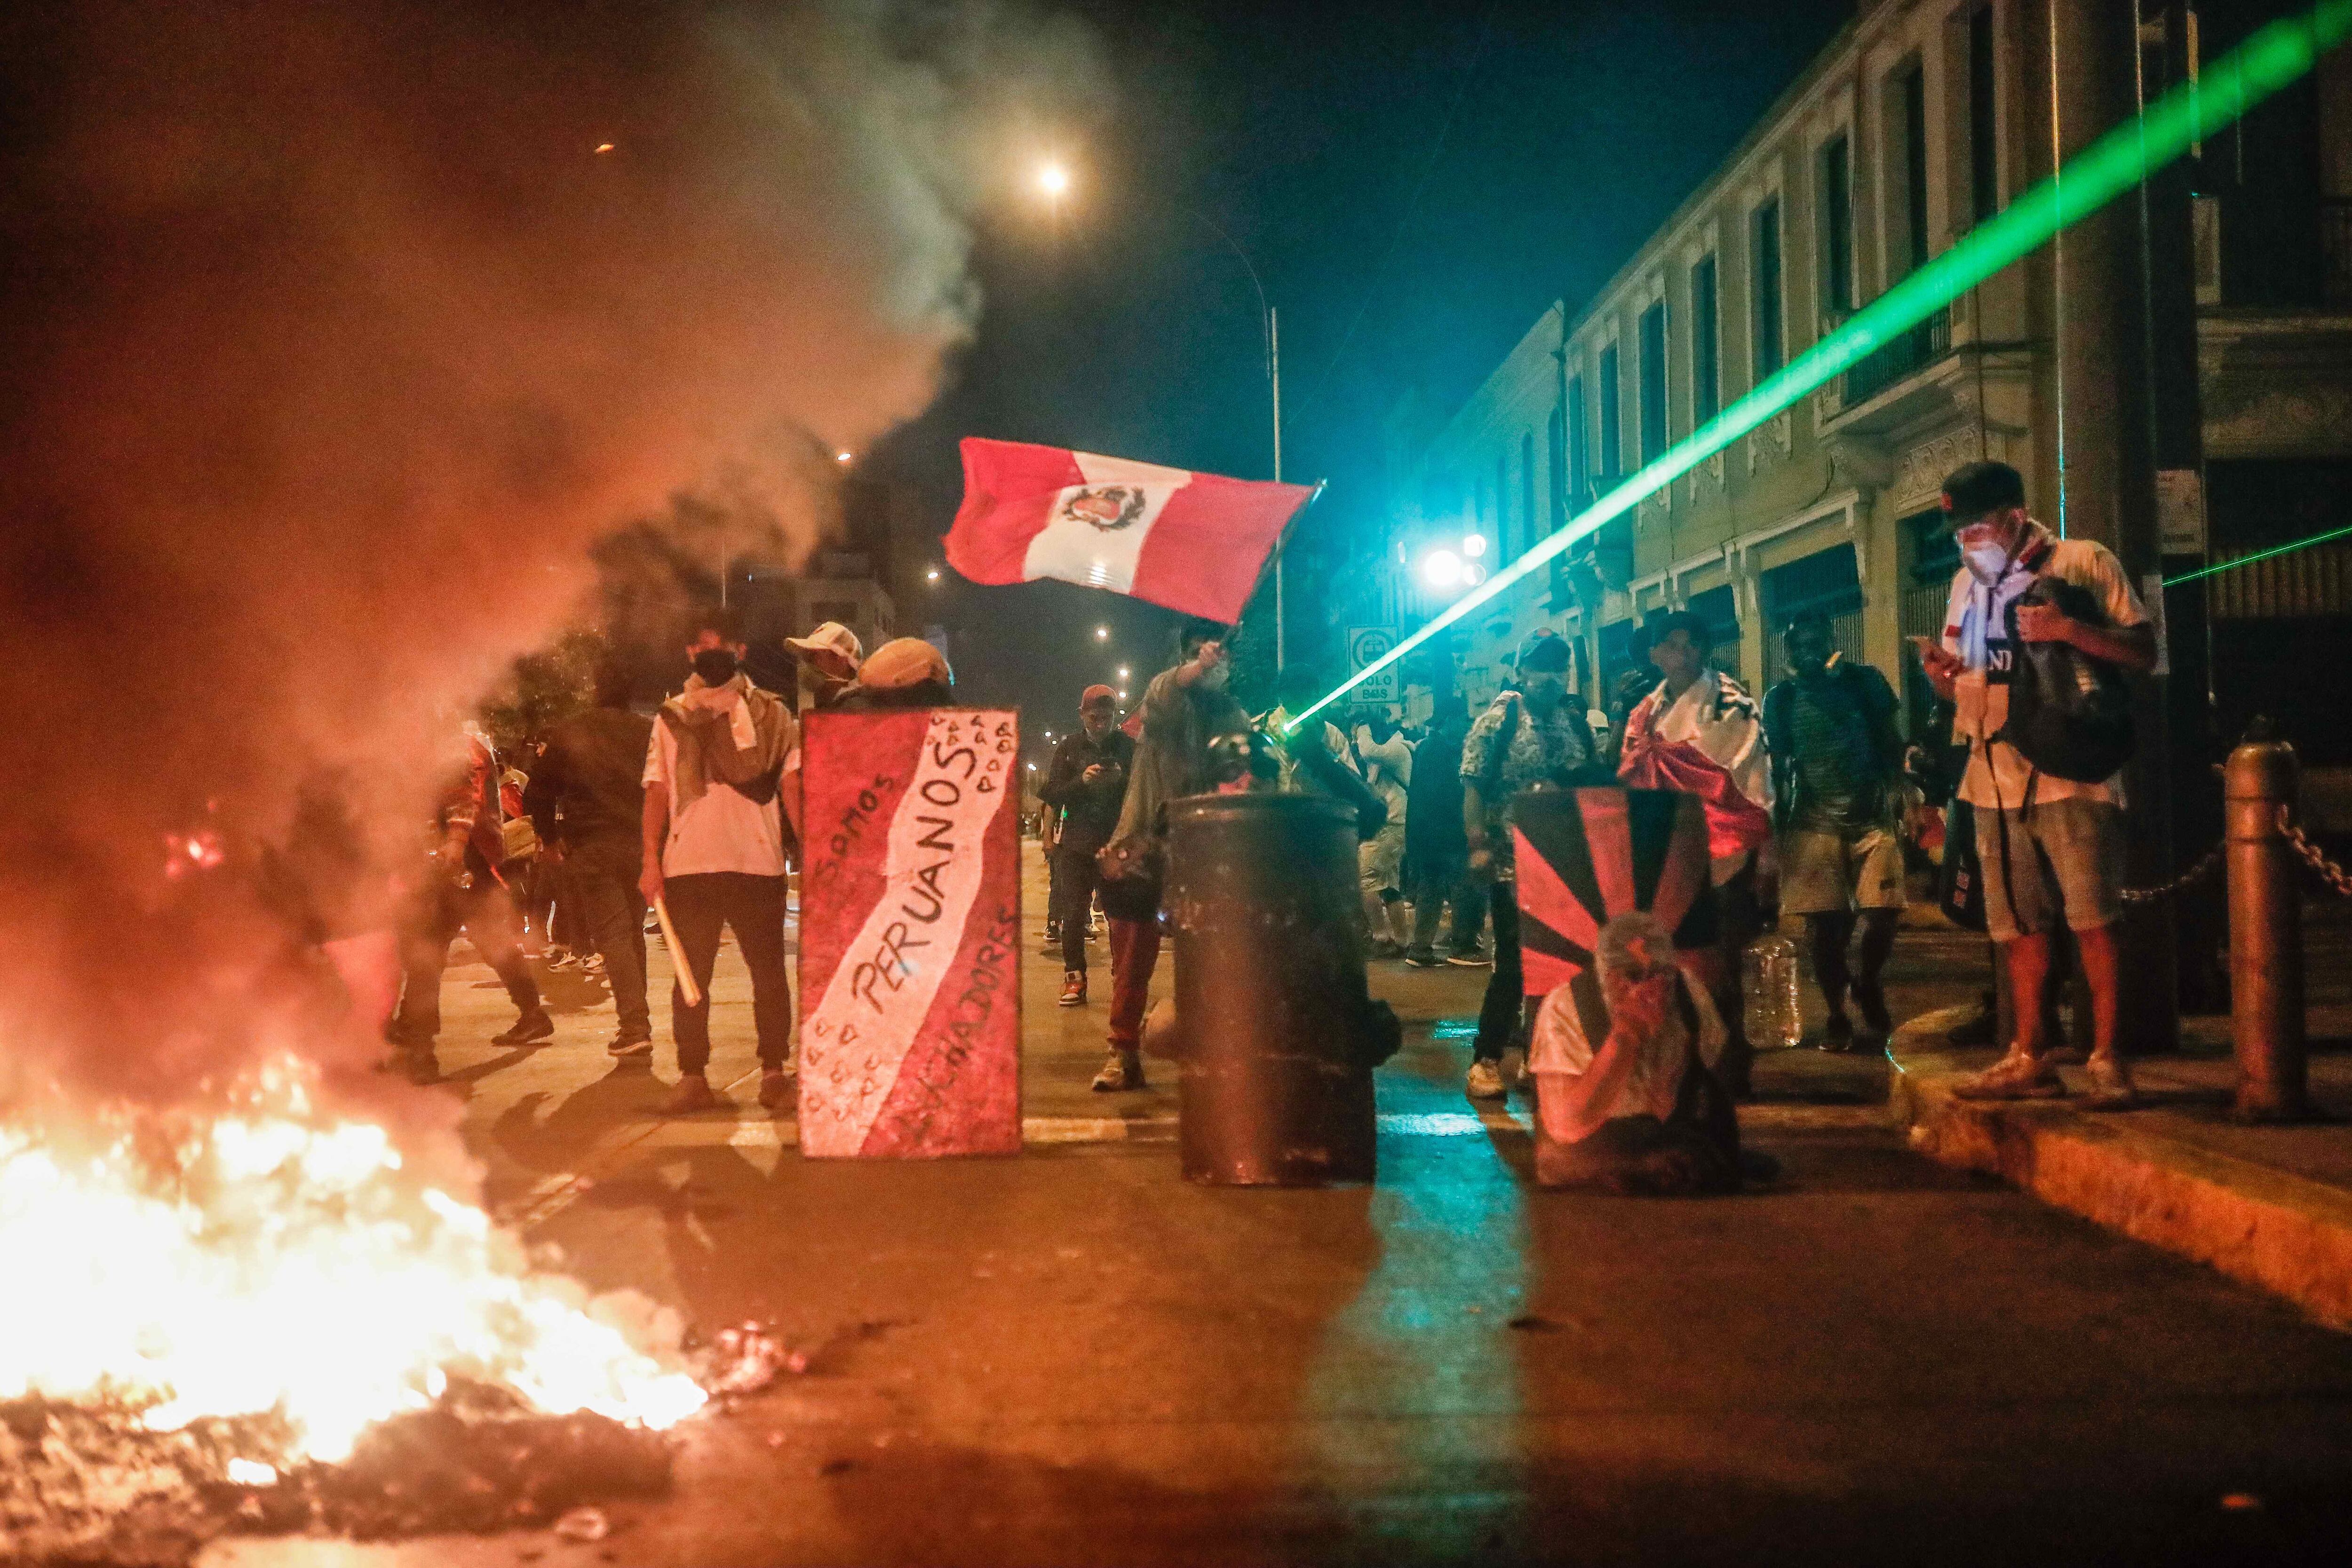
[0,0,1083,1107]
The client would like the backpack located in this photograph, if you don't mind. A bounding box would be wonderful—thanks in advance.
[1997,575,2135,783]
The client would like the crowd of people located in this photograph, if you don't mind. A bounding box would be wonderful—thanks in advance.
[1035,459,2154,1188]
[370,458,2149,1188]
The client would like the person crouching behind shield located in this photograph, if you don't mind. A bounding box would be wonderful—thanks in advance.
[1530,910,1754,1195]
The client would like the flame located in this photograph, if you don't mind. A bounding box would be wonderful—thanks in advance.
[0,1055,706,1462]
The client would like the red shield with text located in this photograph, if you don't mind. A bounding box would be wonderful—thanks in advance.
[798,709,1021,1157]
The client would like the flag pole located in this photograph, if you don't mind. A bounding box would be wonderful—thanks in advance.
[1269,305,1285,674]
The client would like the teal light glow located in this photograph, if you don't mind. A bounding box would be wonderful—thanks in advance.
[1287,0,2352,733]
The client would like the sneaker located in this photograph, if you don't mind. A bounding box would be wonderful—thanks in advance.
[1368,938,1405,961]
[546,949,581,971]
[607,1033,654,1057]
[1951,1051,2067,1101]
[1464,1059,1507,1100]
[1058,971,1088,1008]
[1445,949,1492,968]
[580,953,607,976]
[1819,1014,1855,1053]
[2082,1055,2141,1111]
[1403,948,1444,969]
[660,1073,717,1114]
[492,1011,556,1047]
[757,1068,794,1110]
[1091,1050,1147,1092]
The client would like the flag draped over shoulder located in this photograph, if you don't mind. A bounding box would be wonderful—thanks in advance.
[945,438,1315,623]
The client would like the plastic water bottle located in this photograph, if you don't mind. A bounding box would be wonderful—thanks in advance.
[1742,934,1804,1050]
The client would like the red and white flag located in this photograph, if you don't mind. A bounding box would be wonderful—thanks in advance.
[945,437,1316,623]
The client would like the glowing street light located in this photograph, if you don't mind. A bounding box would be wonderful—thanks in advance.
[1035,162,1072,199]
[1116,665,1130,680]
[1462,533,1488,559]
[834,450,854,465]
[1421,549,1464,590]
[925,566,942,584]
[1094,625,1109,641]
[1117,689,1129,702]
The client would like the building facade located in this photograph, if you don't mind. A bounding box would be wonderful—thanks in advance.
[1375,0,2352,761]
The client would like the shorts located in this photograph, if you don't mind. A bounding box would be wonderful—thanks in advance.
[1972,798,2126,943]
[1780,826,1908,916]
[1359,822,1405,898]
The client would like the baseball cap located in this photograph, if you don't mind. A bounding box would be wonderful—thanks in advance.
[1939,460,2026,528]
[1518,630,1572,674]
[1080,684,1117,708]
[786,621,864,671]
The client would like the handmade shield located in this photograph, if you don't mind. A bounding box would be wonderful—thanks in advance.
[1513,787,1717,997]
[798,709,1021,1157]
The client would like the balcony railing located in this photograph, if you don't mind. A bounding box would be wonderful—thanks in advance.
[1841,302,1953,406]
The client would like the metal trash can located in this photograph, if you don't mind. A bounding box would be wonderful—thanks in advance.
[1165,793,1382,1186]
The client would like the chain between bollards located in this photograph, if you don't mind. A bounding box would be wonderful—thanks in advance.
[2279,809,2352,899]
[2119,839,2225,905]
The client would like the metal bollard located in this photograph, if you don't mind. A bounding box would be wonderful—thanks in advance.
[1165,793,1378,1186]
[2225,738,2311,1122]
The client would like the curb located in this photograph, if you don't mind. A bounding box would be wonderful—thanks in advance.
[1889,1041,2352,1327]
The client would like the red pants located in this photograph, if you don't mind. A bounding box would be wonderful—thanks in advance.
[1106,916,1162,1050]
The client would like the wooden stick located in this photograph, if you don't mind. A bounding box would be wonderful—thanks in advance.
[653,894,701,1009]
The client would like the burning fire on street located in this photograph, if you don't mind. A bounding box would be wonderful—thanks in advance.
[0,1052,765,1562]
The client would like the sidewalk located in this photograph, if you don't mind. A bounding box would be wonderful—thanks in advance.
[1884,908,2352,1326]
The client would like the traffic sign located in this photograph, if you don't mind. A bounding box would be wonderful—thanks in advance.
[1348,626,1399,707]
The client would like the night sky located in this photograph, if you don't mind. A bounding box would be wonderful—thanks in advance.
[877,0,1857,727]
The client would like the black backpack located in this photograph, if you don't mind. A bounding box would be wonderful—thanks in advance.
[1997,575,2135,783]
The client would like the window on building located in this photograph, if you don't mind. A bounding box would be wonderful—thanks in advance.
[1545,406,1566,533]
[1520,430,1538,543]
[1566,373,1589,508]
[1486,451,1503,556]
[1637,301,1668,464]
[1751,199,1783,377]
[1691,254,1720,423]
[1598,342,1622,479]
[1819,133,1853,315]
[1895,61,1930,275]
[1969,3,1999,224]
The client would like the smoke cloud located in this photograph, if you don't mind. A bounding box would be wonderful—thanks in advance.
[0,0,1089,1112]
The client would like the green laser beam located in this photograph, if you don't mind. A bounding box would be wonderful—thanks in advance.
[2163,520,2352,586]
[1286,0,2352,734]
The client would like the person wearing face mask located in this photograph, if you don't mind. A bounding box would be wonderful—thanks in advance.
[1762,611,1907,1052]
[1618,610,1773,1098]
[1460,630,1595,1100]
[1038,685,1133,1008]
[1351,707,1415,959]
[639,606,797,1114]
[1915,460,2155,1108]
[1092,617,1250,1092]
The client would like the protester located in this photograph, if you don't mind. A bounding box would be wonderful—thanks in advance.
[1916,459,2155,1108]
[1762,611,1907,1051]
[1039,685,1132,1008]
[640,608,796,1113]
[525,657,657,1055]
[1402,692,1486,968]
[1039,771,1066,953]
[1461,631,1594,1100]
[1352,708,1414,959]
[388,721,551,1070]
[1095,618,1251,1091]
[785,621,864,710]
[1528,910,1744,1194]
[1618,610,1773,1097]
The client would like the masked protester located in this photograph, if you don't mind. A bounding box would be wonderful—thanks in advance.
[387,720,552,1075]
[1460,631,1594,1100]
[785,621,864,711]
[524,657,657,1056]
[640,607,797,1114]
[1618,610,1773,1098]
[1916,460,2156,1108]
[1093,618,1250,1092]
[1761,612,1907,1052]
[1352,707,1414,958]
[1039,685,1132,1008]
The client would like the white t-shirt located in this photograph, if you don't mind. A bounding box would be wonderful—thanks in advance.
[1353,726,1414,823]
[1940,523,2147,811]
[644,711,788,878]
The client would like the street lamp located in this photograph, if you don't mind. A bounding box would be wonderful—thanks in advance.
[1094,625,1109,641]
[1035,162,1071,199]
[1117,689,1128,701]
[925,566,941,584]
[1421,549,1464,590]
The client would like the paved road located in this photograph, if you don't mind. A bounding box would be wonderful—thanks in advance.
[209,844,2352,1566]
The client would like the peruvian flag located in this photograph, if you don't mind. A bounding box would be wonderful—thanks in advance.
[945,437,1316,623]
